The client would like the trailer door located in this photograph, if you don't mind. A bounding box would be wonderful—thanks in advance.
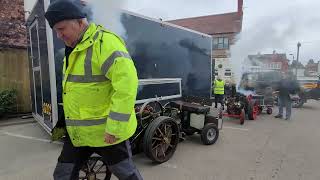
[29,20,44,120]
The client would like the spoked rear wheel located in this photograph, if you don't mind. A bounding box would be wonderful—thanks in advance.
[79,156,111,180]
[137,101,164,128]
[143,116,180,163]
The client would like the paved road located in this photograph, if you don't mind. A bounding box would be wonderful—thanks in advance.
[0,101,320,180]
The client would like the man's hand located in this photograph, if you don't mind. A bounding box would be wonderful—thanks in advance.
[51,127,66,142]
[104,133,119,144]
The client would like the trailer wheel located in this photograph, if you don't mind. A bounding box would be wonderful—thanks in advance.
[240,109,245,125]
[292,98,304,108]
[143,116,179,163]
[79,156,111,180]
[201,123,219,145]
[266,107,273,115]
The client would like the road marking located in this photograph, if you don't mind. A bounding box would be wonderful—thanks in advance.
[223,126,249,131]
[0,126,248,146]
[159,162,178,169]
[0,130,63,145]
[0,119,36,127]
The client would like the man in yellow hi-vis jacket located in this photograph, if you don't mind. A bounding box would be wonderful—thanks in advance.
[45,1,142,179]
[213,76,225,110]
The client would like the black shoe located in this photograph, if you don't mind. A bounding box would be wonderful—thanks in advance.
[274,114,283,118]
[285,117,291,120]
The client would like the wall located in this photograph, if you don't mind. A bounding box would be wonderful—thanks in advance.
[0,48,31,113]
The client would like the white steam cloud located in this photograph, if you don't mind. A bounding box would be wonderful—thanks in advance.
[83,0,128,38]
[230,5,320,86]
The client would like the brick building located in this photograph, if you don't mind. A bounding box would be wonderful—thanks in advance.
[244,51,289,73]
[304,60,320,76]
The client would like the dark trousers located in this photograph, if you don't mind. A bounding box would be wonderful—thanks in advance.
[215,94,224,108]
[53,137,143,180]
[278,95,292,119]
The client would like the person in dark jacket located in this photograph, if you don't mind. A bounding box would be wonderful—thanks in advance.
[274,72,299,120]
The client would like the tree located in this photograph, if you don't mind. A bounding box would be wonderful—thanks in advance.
[307,59,315,65]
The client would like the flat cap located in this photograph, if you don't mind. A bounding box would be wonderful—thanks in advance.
[44,0,86,28]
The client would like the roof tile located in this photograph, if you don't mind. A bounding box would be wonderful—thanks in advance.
[0,0,27,49]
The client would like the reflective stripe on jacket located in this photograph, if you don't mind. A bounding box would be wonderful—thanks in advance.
[62,23,138,147]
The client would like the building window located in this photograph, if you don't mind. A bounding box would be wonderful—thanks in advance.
[225,69,232,76]
[213,37,229,49]
[266,62,282,70]
[277,63,282,69]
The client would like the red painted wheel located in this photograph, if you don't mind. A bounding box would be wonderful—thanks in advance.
[247,101,257,120]
[240,109,245,125]
[253,104,259,119]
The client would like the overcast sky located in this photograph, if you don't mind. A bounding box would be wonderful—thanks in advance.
[24,0,320,64]
[125,0,320,65]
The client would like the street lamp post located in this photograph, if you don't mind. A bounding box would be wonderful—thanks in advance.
[296,42,301,78]
[289,53,294,75]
